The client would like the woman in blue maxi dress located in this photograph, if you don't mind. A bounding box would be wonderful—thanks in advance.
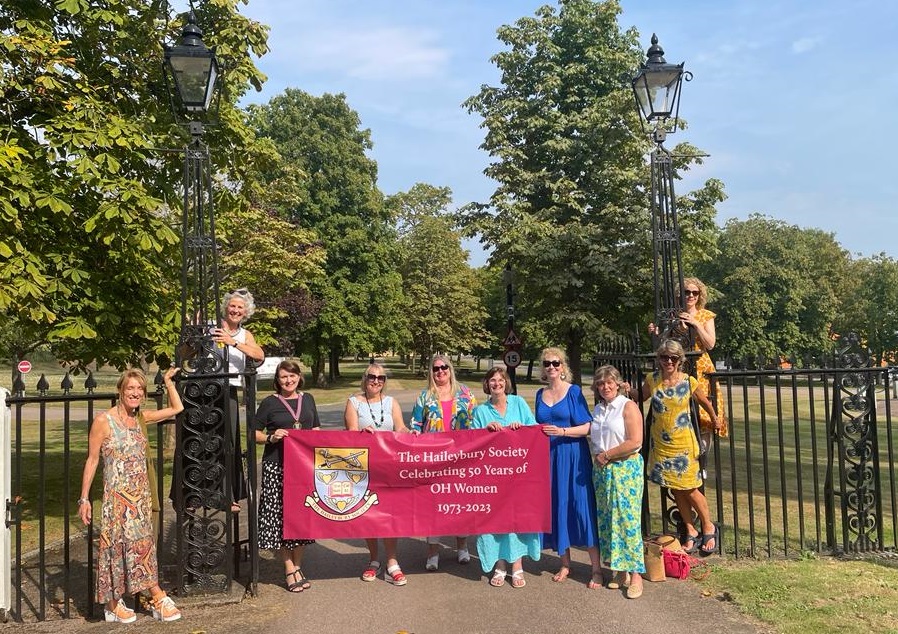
[536,347,602,587]
[471,367,542,588]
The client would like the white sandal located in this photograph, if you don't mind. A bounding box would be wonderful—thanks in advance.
[489,569,507,587]
[425,554,439,571]
[457,548,471,564]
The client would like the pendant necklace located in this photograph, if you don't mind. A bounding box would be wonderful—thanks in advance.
[365,394,385,429]
[277,394,302,428]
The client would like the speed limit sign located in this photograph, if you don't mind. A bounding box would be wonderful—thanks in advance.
[503,349,522,368]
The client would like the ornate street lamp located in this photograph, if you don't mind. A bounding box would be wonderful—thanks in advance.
[163,12,243,596]
[632,34,693,349]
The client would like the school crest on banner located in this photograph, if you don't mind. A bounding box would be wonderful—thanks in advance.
[305,447,379,521]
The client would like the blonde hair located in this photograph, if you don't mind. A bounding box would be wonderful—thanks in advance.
[539,347,571,383]
[360,363,388,393]
[426,353,460,400]
[681,277,708,310]
[656,339,686,371]
[116,369,147,401]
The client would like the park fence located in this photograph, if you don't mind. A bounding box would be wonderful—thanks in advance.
[595,332,898,558]
[1,369,257,623]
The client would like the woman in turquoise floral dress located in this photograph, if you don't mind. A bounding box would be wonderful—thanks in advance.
[634,340,722,555]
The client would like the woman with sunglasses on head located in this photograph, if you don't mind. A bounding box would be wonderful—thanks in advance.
[344,363,409,586]
[537,347,601,588]
[471,367,541,589]
[649,277,727,444]
[254,359,319,593]
[410,353,477,571]
[634,340,722,555]
[210,288,265,512]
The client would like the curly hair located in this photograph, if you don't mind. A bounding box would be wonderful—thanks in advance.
[221,288,256,321]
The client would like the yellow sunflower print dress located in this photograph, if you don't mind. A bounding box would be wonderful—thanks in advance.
[646,372,702,490]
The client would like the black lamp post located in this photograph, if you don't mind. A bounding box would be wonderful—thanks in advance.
[164,12,238,596]
[632,34,693,349]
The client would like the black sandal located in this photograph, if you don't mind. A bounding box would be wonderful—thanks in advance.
[294,569,311,590]
[285,569,306,592]
[682,533,699,554]
[700,525,719,556]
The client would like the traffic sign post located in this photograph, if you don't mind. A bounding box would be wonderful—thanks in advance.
[502,349,522,369]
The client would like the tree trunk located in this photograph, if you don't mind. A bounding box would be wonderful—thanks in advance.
[566,333,583,387]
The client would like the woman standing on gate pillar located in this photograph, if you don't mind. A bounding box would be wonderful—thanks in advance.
[78,367,183,623]
[211,288,264,511]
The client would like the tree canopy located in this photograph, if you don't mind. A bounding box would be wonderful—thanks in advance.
[0,0,269,368]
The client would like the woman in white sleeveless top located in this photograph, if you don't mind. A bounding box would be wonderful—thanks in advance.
[589,365,645,599]
[344,363,409,585]
[211,288,264,510]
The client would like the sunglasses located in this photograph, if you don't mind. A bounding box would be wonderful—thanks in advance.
[543,360,562,368]
[659,355,680,363]
[683,290,700,297]
[365,374,386,383]
[432,364,450,373]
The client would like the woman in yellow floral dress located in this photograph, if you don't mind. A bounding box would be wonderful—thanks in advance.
[635,340,722,555]
[678,277,727,441]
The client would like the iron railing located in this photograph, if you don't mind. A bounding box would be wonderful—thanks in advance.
[2,369,257,623]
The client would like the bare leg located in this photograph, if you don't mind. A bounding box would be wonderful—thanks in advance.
[365,538,379,563]
[587,546,602,589]
[553,548,571,582]
[383,538,399,569]
[672,489,699,550]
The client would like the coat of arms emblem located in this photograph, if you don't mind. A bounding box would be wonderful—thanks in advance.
[304,447,378,521]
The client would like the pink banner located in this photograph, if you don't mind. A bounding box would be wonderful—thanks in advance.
[282,427,550,539]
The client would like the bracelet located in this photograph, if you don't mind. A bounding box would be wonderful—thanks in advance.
[561,428,566,436]
[266,434,273,444]
[77,498,90,506]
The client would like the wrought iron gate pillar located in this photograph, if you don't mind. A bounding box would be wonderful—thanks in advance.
[173,124,234,595]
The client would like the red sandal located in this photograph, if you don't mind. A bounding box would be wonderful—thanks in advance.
[386,564,407,586]
[361,560,380,582]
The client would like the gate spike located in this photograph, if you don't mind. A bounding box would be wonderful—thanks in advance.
[13,370,25,395]
[61,371,74,393]
[37,373,50,395]
[85,370,97,393]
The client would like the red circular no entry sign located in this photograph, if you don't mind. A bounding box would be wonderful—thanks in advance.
[17,360,32,374]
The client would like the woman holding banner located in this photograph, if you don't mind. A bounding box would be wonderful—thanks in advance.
[254,359,320,592]
[344,362,409,586]
[472,367,541,588]
[410,353,477,571]
[537,347,602,588]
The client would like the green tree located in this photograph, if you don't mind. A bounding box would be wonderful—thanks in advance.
[246,90,406,382]
[832,254,898,365]
[387,184,489,366]
[697,214,849,361]
[0,0,269,368]
[462,0,719,383]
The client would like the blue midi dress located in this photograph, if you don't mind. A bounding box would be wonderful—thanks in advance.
[535,384,599,553]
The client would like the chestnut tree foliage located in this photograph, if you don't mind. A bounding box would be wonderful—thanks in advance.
[0,0,271,368]
[463,0,721,383]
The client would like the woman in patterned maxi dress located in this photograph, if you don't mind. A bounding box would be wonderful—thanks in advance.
[634,340,722,556]
[79,367,184,623]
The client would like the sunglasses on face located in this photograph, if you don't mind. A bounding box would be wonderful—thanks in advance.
[432,364,450,373]
[659,355,680,363]
[684,290,700,297]
[543,360,562,368]
[365,374,386,383]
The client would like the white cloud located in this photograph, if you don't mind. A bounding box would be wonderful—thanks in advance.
[791,37,820,54]
[300,26,450,81]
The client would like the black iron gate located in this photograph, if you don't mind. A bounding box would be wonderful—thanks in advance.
[594,332,898,557]
[2,368,258,623]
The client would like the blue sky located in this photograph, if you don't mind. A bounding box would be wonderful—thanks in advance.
[237,0,897,266]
